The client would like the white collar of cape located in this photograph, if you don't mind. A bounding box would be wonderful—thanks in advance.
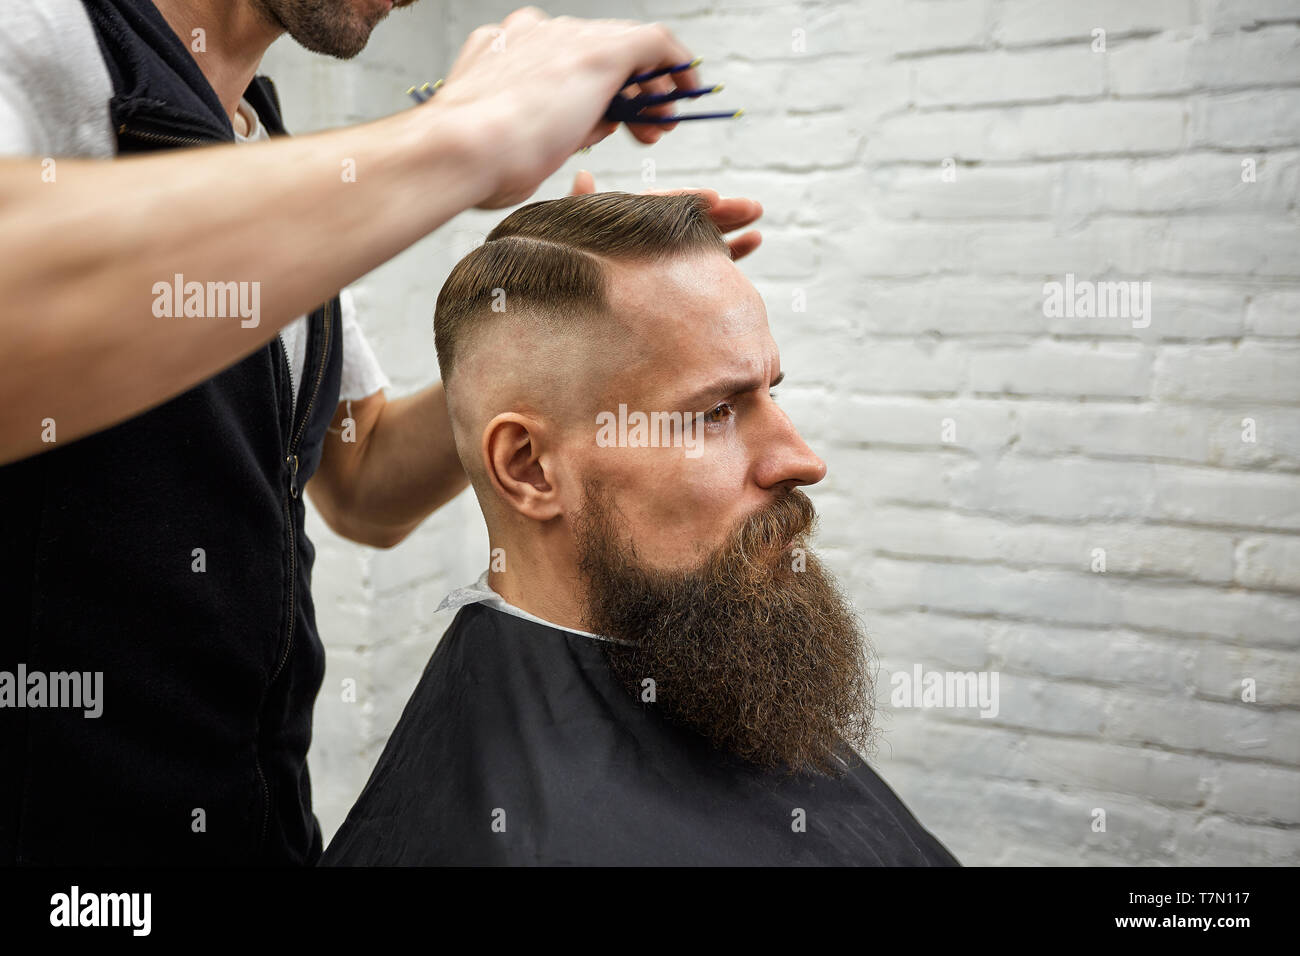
[437,569,630,645]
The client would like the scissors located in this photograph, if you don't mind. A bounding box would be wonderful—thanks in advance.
[407,59,742,124]
[603,59,742,124]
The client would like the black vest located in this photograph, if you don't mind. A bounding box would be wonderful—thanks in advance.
[0,0,343,864]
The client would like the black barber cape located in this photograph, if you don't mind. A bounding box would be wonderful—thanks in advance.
[322,603,959,866]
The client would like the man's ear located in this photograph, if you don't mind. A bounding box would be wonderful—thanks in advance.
[481,412,563,521]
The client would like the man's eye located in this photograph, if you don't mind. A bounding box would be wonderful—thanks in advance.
[703,402,735,424]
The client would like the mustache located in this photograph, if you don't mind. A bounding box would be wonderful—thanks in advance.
[723,488,817,570]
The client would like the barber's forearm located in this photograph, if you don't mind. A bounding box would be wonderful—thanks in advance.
[311,383,469,548]
[0,100,491,464]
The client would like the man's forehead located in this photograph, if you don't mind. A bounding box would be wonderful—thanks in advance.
[602,253,774,396]
[606,253,764,338]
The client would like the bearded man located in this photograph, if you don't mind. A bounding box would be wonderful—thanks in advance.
[321,191,958,866]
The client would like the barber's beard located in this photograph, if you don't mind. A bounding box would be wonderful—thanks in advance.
[251,0,416,59]
[573,482,879,777]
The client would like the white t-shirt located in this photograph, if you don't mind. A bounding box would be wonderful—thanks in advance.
[0,0,390,407]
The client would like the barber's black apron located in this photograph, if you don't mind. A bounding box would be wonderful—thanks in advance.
[0,0,342,864]
[322,603,961,866]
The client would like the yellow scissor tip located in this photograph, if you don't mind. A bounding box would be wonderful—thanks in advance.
[712,83,724,93]
[688,56,703,68]
[733,108,744,118]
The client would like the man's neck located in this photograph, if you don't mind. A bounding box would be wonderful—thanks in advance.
[486,536,592,635]
[152,0,283,128]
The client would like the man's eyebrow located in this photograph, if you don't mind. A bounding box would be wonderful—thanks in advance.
[679,370,784,409]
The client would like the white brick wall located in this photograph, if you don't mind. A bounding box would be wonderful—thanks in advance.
[262,0,1300,865]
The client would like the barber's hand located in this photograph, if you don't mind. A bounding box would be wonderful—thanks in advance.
[569,170,763,261]
[433,7,702,210]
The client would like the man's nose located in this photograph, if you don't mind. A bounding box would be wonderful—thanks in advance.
[753,406,827,490]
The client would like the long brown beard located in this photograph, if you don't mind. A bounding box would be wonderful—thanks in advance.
[573,482,880,776]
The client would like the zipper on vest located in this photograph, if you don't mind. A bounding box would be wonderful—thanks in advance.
[258,297,333,848]
[116,122,208,148]
[277,330,297,422]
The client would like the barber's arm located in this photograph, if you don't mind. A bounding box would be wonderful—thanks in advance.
[309,385,466,549]
[0,9,703,465]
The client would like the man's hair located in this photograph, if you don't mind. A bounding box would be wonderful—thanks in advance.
[434,192,729,381]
